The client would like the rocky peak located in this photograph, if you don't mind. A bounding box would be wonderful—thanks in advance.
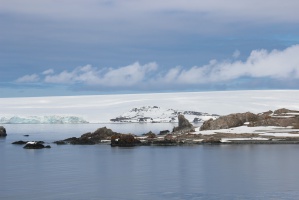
[173,115,194,133]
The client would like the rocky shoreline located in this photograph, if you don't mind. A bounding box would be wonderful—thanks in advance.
[6,108,299,148]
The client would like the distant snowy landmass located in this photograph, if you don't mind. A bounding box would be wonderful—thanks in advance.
[0,116,89,124]
[110,106,219,123]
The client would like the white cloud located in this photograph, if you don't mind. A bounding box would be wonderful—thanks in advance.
[168,44,299,84]
[42,69,54,75]
[43,62,157,87]
[15,74,40,83]
[15,45,299,89]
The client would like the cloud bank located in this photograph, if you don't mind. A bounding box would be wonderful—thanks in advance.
[15,45,299,90]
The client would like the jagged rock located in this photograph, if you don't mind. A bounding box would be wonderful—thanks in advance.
[178,114,193,128]
[111,134,141,147]
[173,115,194,133]
[0,126,7,137]
[200,112,258,130]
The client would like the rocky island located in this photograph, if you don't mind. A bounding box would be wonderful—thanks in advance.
[53,108,299,147]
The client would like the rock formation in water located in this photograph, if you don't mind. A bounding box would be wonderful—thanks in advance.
[0,126,7,137]
[54,127,120,145]
[23,141,51,149]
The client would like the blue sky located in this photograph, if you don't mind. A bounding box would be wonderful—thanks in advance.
[1,0,299,97]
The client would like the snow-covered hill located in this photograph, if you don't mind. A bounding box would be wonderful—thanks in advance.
[0,116,88,124]
[110,106,219,123]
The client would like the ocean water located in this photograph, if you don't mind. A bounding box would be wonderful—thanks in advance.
[1,124,299,200]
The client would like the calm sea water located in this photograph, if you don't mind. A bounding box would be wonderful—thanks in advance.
[1,124,299,200]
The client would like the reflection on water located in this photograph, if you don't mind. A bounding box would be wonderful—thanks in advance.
[1,124,299,199]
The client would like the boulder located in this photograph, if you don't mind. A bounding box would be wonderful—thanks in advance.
[0,126,7,137]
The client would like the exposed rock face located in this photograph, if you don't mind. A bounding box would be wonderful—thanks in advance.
[173,115,194,133]
[200,112,258,130]
[0,126,7,137]
[200,108,299,131]
[249,109,299,127]
[111,134,141,147]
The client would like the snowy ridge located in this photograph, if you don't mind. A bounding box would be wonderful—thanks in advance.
[110,106,219,123]
[0,115,89,124]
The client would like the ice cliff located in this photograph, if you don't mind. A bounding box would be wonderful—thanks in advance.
[0,115,89,124]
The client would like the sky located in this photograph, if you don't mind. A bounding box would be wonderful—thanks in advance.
[1,0,299,97]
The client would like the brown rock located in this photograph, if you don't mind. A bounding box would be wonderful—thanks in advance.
[200,112,258,130]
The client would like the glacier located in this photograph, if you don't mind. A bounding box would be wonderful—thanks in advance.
[0,116,89,124]
[1,90,299,123]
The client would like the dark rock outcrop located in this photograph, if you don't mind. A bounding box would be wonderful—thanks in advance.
[173,115,194,133]
[111,134,141,147]
[23,141,50,149]
[159,130,170,135]
[54,127,120,145]
[0,126,7,137]
[12,140,28,145]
